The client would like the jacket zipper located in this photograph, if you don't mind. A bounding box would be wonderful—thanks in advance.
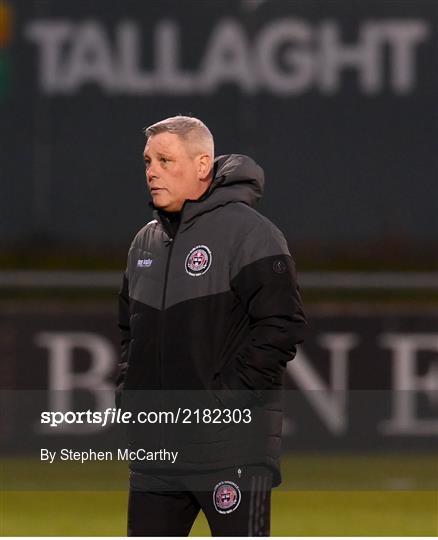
[159,227,178,448]
[160,234,175,385]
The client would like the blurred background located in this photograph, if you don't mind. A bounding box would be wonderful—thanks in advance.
[1,0,437,536]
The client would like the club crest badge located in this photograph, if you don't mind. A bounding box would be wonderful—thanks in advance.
[213,480,241,514]
[185,245,212,277]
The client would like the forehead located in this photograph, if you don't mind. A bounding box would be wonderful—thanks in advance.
[144,132,187,156]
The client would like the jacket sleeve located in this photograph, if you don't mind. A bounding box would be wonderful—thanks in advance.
[115,271,130,408]
[214,220,307,404]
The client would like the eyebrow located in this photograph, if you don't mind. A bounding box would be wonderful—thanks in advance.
[143,151,171,161]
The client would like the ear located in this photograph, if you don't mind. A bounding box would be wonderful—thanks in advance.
[197,153,212,180]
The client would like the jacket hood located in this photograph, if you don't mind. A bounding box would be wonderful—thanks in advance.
[212,154,265,205]
[181,154,265,224]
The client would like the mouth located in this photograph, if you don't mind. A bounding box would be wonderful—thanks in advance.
[150,187,166,194]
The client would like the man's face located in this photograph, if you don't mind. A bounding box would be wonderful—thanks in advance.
[143,132,208,212]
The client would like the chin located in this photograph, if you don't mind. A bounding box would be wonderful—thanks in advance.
[152,196,180,212]
[151,197,167,209]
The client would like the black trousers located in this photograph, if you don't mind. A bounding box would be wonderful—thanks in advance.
[127,465,272,536]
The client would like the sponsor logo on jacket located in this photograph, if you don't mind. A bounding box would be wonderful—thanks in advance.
[137,258,153,268]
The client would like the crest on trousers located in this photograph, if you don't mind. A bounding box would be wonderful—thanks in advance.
[213,481,241,514]
[185,245,212,276]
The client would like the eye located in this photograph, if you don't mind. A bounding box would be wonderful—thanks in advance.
[143,159,150,168]
[160,157,169,165]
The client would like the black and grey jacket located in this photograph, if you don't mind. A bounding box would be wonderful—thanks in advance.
[116,154,307,486]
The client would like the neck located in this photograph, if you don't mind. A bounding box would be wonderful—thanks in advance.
[197,178,213,200]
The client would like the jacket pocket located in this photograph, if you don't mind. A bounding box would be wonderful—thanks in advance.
[210,371,257,409]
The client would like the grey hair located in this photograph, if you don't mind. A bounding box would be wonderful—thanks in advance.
[144,115,214,159]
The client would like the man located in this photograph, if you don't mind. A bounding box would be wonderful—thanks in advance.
[116,116,306,536]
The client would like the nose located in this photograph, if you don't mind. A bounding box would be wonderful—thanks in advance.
[146,163,158,183]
